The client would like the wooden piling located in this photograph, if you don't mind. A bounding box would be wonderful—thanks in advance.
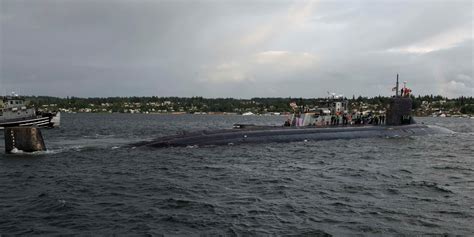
[4,127,46,153]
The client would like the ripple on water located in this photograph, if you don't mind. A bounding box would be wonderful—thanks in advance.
[0,114,473,235]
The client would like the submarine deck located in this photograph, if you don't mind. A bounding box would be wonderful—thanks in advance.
[134,124,453,148]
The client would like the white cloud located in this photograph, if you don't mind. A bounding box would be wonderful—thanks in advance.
[202,62,249,83]
[202,51,318,83]
[253,51,317,68]
[239,0,317,46]
[455,74,474,87]
[386,27,472,54]
[441,79,474,98]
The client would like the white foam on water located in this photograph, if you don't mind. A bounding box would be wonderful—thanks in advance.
[10,147,23,154]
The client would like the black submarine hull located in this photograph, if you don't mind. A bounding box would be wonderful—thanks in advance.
[135,124,453,148]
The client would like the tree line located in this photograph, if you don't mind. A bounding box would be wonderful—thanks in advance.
[23,95,474,114]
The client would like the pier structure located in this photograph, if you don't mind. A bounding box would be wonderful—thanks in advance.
[4,127,46,153]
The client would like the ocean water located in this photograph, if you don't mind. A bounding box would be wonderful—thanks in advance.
[0,114,473,235]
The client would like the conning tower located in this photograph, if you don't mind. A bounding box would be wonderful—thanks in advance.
[386,74,413,125]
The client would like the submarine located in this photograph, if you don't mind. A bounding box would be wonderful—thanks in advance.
[134,76,453,148]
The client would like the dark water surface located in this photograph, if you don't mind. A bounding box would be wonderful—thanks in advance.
[0,114,473,235]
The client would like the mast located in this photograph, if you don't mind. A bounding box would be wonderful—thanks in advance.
[396,74,399,97]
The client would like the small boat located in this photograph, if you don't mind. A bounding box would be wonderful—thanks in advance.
[0,94,60,129]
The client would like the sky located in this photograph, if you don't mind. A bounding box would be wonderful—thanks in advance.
[0,0,472,98]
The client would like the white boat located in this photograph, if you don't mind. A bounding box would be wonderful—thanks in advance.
[0,94,60,129]
[242,112,255,116]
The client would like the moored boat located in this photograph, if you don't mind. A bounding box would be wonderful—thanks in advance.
[0,94,60,129]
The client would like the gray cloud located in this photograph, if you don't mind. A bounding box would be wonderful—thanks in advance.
[1,0,472,98]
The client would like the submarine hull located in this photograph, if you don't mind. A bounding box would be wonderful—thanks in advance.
[137,124,453,148]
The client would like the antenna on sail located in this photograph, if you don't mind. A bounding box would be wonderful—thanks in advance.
[396,74,399,97]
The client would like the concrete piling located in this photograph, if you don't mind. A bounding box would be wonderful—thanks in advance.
[4,127,46,153]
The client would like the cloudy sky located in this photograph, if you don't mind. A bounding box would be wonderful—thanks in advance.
[0,0,472,98]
